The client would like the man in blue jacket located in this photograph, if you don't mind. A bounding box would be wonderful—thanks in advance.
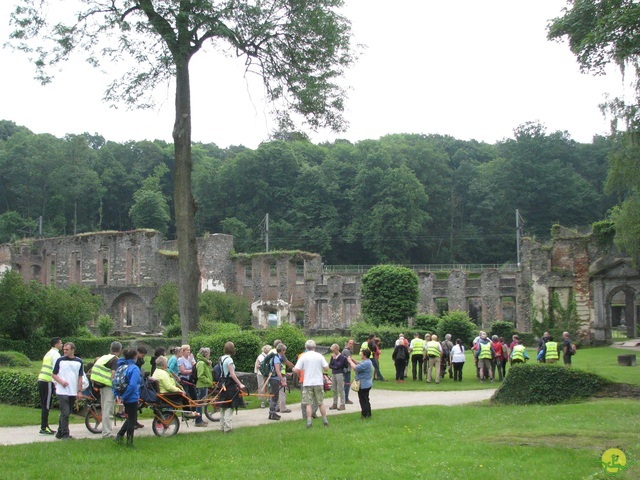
[113,348,141,447]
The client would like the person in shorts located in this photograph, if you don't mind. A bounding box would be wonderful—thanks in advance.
[293,340,329,428]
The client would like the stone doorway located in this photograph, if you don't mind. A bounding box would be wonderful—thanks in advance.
[606,286,637,339]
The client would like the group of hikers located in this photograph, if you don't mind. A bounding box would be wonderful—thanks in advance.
[388,330,575,385]
[35,330,576,442]
[37,338,245,446]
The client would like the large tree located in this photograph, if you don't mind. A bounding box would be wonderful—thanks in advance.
[549,0,640,262]
[9,0,353,339]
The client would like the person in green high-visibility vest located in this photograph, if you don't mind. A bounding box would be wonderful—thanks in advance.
[90,341,122,438]
[409,332,425,381]
[37,337,62,436]
[542,336,560,364]
[474,332,495,383]
[425,334,443,384]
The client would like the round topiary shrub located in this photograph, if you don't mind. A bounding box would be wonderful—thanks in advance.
[492,363,612,405]
[0,351,32,368]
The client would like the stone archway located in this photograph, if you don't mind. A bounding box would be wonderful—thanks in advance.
[109,292,149,333]
[605,285,637,339]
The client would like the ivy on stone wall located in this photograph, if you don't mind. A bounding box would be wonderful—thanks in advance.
[533,289,580,343]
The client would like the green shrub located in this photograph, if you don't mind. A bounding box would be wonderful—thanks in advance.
[0,271,44,340]
[312,335,351,349]
[259,323,307,361]
[436,310,477,347]
[199,290,252,328]
[197,320,243,337]
[0,371,39,407]
[153,282,180,326]
[492,363,612,405]
[96,315,115,337]
[164,317,182,338]
[490,321,515,340]
[0,351,32,368]
[414,314,439,333]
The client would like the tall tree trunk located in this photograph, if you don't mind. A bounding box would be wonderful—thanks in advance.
[173,57,200,341]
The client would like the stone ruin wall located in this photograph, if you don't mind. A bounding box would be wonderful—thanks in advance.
[5,226,634,341]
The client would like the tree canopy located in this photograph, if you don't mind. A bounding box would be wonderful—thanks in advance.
[8,0,355,339]
[0,121,615,265]
[361,265,419,326]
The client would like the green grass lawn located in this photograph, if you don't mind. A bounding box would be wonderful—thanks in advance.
[0,346,639,478]
[354,345,640,389]
[0,399,638,479]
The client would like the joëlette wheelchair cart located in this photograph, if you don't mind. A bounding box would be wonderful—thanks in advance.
[142,377,250,437]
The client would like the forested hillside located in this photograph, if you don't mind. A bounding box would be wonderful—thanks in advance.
[0,120,614,264]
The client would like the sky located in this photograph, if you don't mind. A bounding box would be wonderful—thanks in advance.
[0,1,627,148]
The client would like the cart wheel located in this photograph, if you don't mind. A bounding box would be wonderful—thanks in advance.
[85,406,102,434]
[204,404,221,422]
[152,410,180,437]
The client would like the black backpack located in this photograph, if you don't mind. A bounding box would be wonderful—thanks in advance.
[213,356,229,382]
[189,362,199,384]
[259,351,277,377]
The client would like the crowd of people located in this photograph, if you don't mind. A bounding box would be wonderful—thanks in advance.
[36,330,575,441]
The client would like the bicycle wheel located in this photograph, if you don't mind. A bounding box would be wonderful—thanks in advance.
[85,406,102,434]
[204,403,221,422]
[151,410,180,437]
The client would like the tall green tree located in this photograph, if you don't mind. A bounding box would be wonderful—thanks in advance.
[129,165,171,235]
[10,0,354,339]
[549,0,640,262]
[361,265,418,326]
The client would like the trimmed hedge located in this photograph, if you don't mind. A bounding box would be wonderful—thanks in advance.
[0,351,32,367]
[0,371,39,407]
[492,363,612,405]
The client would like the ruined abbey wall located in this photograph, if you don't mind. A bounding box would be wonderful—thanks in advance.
[3,226,637,342]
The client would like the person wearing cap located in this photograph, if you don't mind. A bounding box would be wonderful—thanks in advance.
[474,332,495,383]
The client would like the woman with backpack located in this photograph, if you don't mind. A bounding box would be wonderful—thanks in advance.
[216,342,246,433]
[113,348,141,447]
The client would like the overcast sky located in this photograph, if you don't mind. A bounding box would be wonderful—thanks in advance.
[0,1,626,148]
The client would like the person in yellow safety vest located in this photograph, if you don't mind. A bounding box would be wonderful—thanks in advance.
[425,334,443,384]
[474,332,495,383]
[543,336,560,364]
[510,340,529,364]
[38,337,63,435]
[90,341,122,438]
[409,332,425,381]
